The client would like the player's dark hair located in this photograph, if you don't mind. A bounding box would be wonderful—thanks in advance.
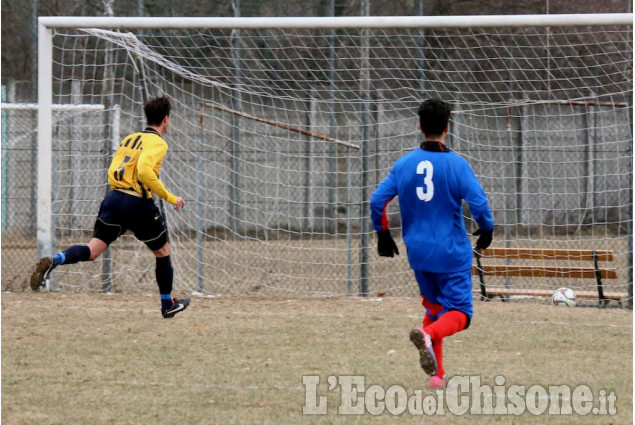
[418,99,452,137]
[144,95,171,126]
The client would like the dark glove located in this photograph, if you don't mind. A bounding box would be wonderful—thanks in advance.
[473,228,493,251]
[377,229,399,257]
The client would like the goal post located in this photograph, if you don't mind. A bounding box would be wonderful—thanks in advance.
[37,20,53,261]
[35,14,633,300]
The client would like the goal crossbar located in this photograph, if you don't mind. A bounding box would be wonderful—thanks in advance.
[39,13,633,30]
[1,103,104,111]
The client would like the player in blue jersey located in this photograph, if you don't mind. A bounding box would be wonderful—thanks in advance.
[29,96,190,318]
[370,99,494,389]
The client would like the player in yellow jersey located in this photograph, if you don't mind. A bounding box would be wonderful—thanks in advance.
[30,96,190,318]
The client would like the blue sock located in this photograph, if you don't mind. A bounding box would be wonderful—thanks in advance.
[160,294,173,311]
[52,252,66,266]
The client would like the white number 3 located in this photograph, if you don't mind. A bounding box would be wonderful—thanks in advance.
[416,160,434,201]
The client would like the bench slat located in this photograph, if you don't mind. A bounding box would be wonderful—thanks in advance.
[471,265,618,279]
[476,288,626,300]
[477,248,614,262]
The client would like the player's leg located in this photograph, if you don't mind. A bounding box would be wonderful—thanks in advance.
[132,199,189,318]
[424,309,468,341]
[409,270,439,377]
[29,193,122,290]
[428,340,446,389]
[422,299,447,388]
[30,240,110,290]
[151,242,190,318]
[152,242,174,313]
[417,269,472,387]
[50,238,108,266]
[423,268,472,342]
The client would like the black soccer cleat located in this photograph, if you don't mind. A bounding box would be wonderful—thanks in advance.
[30,256,56,291]
[162,297,191,318]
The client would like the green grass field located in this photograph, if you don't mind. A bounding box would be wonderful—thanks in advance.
[2,292,632,424]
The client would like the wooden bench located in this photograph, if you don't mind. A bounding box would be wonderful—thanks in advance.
[471,247,625,306]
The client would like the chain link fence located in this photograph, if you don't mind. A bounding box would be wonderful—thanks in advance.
[2,81,632,301]
[2,95,39,290]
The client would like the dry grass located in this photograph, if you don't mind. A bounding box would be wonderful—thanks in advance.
[1,292,632,424]
[3,235,630,297]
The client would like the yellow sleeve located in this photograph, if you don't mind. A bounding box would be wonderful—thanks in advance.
[137,140,178,204]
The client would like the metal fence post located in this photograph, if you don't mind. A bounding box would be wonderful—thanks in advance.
[196,104,205,294]
[1,85,8,233]
[358,0,371,296]
[628,96,633,309]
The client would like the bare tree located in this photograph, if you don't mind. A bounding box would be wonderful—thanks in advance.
[1,0,631,83]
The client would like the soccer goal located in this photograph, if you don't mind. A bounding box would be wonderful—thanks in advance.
[34,14,633,300]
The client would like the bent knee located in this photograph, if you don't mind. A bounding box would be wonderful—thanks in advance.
[152,243,171,258]
[86,240,108,261]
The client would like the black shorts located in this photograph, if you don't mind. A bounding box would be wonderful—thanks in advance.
[93,190,168,251]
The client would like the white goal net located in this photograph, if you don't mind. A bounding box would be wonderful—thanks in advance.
[31,15,632,300]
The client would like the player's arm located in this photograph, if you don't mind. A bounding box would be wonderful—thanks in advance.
[460,162,494,249]
[370,168,399,257]
[137,142,179,205]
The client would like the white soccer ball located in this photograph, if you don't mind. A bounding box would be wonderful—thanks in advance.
[552,287,576,307]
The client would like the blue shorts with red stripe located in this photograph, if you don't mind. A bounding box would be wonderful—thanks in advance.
[413,268,473,320]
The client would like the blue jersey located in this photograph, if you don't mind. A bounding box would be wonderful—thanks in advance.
[370,143,493,272]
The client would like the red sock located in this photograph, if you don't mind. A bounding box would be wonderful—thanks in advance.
[423,312,445,378]
[424,310,467,341]
[433,338,444,378]
[419,297,466,378]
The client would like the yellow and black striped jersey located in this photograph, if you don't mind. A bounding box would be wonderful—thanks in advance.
[107,128,178,204]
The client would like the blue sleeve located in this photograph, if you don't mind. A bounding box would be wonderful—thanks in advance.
[460,162,494,231]
[370,167,398,232]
